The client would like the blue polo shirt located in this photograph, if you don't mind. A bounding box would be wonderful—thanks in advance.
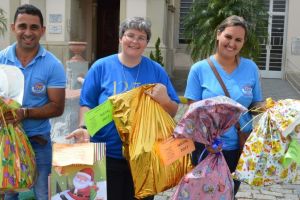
[185,55,263,150]
[0,43,66,137]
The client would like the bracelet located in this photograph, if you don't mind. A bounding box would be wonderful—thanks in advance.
[78,125,87,129]
[22,108,28,118]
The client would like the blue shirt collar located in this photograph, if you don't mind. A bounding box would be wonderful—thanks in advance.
[6,42,46,64]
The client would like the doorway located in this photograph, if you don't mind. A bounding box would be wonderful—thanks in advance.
[257,0,287,78]
[96,0,120,59]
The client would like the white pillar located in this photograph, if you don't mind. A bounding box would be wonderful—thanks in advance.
[46,0,66,41]
[126,0,147,19]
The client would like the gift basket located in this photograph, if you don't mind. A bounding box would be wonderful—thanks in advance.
[171,96,247,200]
[0,65,36,192]
[109,84,192,199]
[233,98,300,186]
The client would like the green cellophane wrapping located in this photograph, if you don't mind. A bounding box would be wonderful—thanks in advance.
[0,96,36,192]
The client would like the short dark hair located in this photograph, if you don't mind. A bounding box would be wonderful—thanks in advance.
[14,4,44,26]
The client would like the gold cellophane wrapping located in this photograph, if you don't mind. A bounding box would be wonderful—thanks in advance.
[109,84,192,199]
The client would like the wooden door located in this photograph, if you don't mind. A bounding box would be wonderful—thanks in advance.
[97,0,120,59]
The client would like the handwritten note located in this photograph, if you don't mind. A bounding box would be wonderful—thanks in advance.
[52,143,94,166]
[84,100,113,136]
[156,137,195,166]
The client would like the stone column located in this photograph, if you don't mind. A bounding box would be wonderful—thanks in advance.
[66,41,89,90]
[50,89,80,144]
[50,42,89,143]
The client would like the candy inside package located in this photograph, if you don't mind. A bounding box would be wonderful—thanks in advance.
[0,97,36,192]
[171,96,247,200]
[109,84,192,199]
[233,98,300,186]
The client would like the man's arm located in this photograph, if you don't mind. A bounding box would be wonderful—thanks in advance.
[4,88,65,124]
[26,88,65,119]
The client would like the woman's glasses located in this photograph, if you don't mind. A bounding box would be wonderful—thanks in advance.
[123,33,148,43]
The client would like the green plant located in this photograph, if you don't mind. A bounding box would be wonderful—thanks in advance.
[150,37,164,67]
[183,0,268,62]
[0,8,7,37]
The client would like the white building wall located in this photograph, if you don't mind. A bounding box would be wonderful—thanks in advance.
[172,0,193,71]
[46,0,65,41]
[286,0,300,67]
[126,0,147,19]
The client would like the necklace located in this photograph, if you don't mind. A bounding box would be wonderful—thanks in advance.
[121,63,141,90]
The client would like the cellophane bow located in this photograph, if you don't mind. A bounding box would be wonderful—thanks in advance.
[172,96,247,200]
[109,84,192,199]
[0,97,36,192]
[233,98,300,186]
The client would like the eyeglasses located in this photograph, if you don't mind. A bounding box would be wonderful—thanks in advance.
[123,33,148,43]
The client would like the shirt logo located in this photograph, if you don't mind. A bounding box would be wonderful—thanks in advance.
[32,82,46,94]
[113,81,141,95]
[242,85,252,96]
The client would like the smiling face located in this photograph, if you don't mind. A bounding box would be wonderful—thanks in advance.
[11,13,45,52]
[119,29,148,60]
[216,25,246,59]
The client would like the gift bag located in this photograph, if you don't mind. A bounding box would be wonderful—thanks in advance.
[171,96,247,200]
[109,84,192,199]
[50,143,107,200]
[0,97,36,192]
[173,153,233,200]
[233,99,300,186]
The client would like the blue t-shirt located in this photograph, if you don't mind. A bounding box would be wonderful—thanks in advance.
[0,43,66,137]
[185,55,263,150]
[80,54,179,159]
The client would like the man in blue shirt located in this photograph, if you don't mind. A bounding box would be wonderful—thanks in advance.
[0,4,66,200]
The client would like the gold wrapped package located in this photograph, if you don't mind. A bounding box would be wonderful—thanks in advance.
[109,84,192,199]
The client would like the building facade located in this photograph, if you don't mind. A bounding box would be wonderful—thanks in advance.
[1,0,300,82]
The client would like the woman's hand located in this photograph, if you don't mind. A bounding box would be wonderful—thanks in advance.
[205,144,222,154]
[66,128,90,143]
[145,83,171,106]
[145,83,178,117]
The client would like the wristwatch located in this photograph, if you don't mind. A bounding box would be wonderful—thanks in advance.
[78,125,87,129]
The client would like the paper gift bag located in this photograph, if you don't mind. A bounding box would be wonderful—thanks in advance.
[50,143,107,200]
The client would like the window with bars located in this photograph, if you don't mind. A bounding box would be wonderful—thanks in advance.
[256,0,286,72]
[178,0,193,44]
[178,0,287,73]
